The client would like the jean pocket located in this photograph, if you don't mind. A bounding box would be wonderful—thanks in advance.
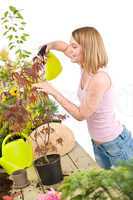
[102,143,121,157]
[127,138,133,157]
[129,138,133,149]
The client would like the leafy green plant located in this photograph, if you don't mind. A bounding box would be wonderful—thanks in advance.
[59,160,133,200]
[1,5,31,65]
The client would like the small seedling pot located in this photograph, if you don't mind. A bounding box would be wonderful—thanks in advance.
[12,169,30,189]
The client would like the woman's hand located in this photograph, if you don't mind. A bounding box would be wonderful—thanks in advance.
[32,81,56,96]
[37,45,48,57]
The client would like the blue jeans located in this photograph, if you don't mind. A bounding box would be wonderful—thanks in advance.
[92,126,133,169]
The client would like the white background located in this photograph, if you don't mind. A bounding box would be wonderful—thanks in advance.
[1,0,133,159]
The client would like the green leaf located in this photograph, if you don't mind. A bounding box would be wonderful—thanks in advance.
[23,33,30,37]
[24,50,31,55]
[21,22,26,25]
[21,35,27,41]
[2,19,8,24]
[16,12,23,19]
[9,42,14,47]
[19,27,24,30]
[15,49,21,54]
[3,31,8,35]
[8,27,12,31]
[1,17,5,20]
[9,6,17,14]
[12,27,17,32]
[8,35,13,40]
[4,11,9,17]
[4,25,8,29]
[9,45,15,50]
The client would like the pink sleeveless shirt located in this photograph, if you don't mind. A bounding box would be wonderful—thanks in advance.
[77,70,123,143]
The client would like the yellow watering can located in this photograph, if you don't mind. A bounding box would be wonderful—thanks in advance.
[0,133,33,174]
[45,52,62,80]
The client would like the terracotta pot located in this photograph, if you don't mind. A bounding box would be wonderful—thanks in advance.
[0,166,8,178]
[12,169,30,189]
[0,167,13,195]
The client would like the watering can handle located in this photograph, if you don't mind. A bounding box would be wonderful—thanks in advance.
[2,133,28,148]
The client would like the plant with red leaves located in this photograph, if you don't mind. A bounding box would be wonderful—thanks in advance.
[0,5,66,159]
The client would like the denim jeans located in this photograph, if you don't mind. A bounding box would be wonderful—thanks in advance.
[92,126,133,169]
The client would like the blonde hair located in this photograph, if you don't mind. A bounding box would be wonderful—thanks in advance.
[72,27,108,74]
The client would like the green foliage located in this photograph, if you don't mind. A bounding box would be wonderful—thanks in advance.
[29,100,58,118]
[59,160,133,200]
[1,5,31,65]
[0,67,10,82]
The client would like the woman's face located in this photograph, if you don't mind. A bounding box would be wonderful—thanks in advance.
[68,38,83,64]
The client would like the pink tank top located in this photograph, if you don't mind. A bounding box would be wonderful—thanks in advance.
[77,70,123,143]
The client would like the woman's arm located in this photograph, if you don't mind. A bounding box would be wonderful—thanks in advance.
[33,72,110,121]
[38,41,72,58]
[52,72,110,120]
[46,41,68,52]
[34,82,84,121]
[52,88,85,121]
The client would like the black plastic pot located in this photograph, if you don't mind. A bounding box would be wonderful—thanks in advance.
[34,154,63,185]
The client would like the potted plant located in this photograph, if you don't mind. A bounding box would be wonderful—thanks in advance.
[32,122,64,185]
[58,159,133,200]
[0,5,66,183]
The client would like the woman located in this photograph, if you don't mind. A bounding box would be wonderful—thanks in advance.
[33,26,133,169]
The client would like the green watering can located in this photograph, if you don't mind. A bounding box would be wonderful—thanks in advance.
[0,133,33,174]
[45,52,62,80]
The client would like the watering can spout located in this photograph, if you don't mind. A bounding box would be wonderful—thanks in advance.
[0,157,4,167]
[0,157,20,174]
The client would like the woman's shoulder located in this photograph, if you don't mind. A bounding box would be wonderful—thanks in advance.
[89,68,112,91]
